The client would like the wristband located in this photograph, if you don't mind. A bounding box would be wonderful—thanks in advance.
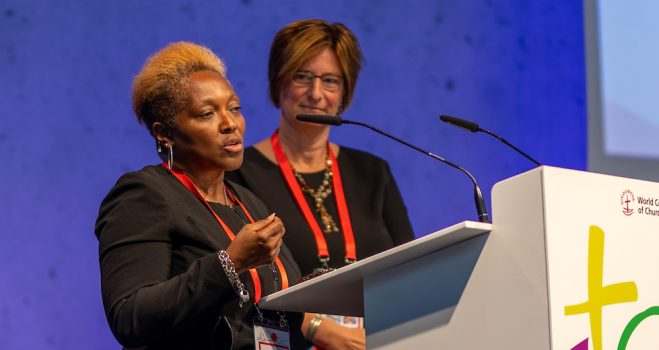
[306,315,323,342]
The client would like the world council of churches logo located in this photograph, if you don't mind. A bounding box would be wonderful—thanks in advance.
[620,190,634,216]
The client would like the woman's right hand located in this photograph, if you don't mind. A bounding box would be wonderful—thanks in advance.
[225,214,285,272]
[310,316,365,350]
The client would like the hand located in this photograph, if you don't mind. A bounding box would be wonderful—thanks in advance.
[307,315,365,350]
[225,214,285,272]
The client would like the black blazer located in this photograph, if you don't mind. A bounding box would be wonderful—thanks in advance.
[95,165,304,349]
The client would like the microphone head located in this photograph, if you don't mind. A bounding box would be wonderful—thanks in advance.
[296,114,342,126]
[439,115,480,132]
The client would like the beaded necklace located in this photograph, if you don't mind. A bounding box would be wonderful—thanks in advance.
[291,154,339,234]
[271,130,357,265]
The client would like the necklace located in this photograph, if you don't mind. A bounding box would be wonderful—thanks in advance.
[270,130,357,264]
[183,171,230,206]
[222,185,230,206]
[291,154,339,234]
[200,185,229,206]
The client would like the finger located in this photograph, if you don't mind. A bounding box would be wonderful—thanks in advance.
[270,234,284,261]
[276,217,286,236]
[248,213,276,232]
[257,217,285,239]
[259,228,283,256]
[271,217,285,237]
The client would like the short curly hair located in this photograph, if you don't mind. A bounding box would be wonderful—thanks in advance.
[132,42,226,136]
[268,19,363,111]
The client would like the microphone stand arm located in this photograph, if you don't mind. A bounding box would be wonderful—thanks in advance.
[343,120,490,223]
[479,128,541,166]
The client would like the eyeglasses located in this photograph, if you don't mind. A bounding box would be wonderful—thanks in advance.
[292,71,344,92]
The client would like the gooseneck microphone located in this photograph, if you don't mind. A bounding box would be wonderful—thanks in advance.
[439,115,541,166]
[297,114,489,223]
[296,114,343,126]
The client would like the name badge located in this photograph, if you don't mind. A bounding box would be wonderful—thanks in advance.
[254,319,290,350]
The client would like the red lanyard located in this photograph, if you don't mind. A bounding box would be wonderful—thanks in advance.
[270,130,356,265]
[165,163,289,302]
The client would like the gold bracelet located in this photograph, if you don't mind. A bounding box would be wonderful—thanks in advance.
[306,315,323,342]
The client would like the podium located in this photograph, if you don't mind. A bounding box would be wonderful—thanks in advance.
[259,166,659,349]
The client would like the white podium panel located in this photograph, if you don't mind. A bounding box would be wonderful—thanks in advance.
[538,167,659,350]
[480,166,659,350]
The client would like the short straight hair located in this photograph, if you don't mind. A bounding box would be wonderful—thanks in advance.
[268,19,364,111]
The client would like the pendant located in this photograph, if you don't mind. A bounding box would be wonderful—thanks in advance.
[315,199,339,233]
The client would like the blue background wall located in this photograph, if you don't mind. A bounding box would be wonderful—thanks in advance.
[0,1,585,348]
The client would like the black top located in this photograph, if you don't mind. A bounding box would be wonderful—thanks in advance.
[226,146,414,276]
[95,165,305,350]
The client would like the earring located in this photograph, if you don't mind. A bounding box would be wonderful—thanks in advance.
[166,144,174,170]
[157,143,162,153]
